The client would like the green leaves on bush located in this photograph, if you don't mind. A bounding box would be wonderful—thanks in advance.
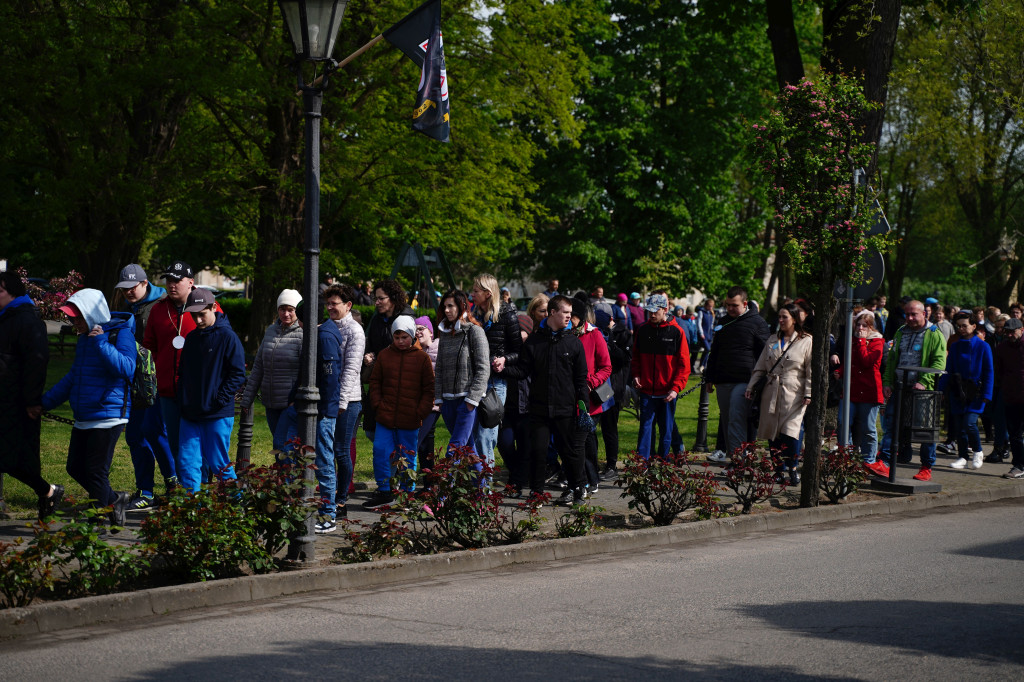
[616,452,722,525]
[820,443,868,503]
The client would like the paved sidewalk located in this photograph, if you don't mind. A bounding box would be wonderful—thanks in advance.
[2,448,1020,561]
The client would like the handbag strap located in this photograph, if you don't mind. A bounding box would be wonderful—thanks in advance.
[765,335,795,377]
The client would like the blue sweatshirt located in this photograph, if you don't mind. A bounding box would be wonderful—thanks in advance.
[176,313,246,421]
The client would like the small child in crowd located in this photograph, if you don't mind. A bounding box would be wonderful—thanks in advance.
[363,316,435,510]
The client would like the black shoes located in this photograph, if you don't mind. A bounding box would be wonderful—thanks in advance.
[109,491,131,532]
[599,467,619,481]
[38,484,65,520]
[361,490,394,510]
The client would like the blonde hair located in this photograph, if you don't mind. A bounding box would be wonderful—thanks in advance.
[527,293,549,323]
[474,273,501,323]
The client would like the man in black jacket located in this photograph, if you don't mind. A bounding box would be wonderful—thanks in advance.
[0,270,64,519]
[703,286,770,461]
[506,295,590,505]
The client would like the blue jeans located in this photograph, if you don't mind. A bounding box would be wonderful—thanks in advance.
[715,382,750,455]
[473,377,506,471]
[310,416,337,517]
[177,416,236,493]
[441,398,479,457]
[159,396,182,459]
[636,393,677,459]
[952,411,982,455]
[333,402,362,506]
[265,407,292,451]
[372,424,418,491]
[837,401,881,462]
[125,402,175,496]
[879,400,937,468]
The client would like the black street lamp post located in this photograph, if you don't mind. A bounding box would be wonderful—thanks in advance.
[278,0,348,562]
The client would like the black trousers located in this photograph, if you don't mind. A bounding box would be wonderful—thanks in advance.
[1,415,50,498]
[66,425,123,508]
[599,405,620,468]
[529,415,584,494]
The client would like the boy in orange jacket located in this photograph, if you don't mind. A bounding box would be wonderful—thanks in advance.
[363,316,435,509]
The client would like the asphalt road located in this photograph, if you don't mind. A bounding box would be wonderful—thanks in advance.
[4,500,1022,681]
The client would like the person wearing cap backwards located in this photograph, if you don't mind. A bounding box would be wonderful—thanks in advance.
[631,293,691,458]
[363,315,435,510]
[114,264,176,512]
[142,260,223,465]
[43,288,136,528]
[0,269,64,520]
[240,288,304,451]
[174,288,246,492]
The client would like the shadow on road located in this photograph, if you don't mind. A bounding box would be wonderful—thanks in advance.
[125,641,862,681]
[736,600,1022,663]
[951,535,1024,562]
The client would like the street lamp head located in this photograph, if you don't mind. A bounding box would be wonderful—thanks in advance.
[279,0,348,61]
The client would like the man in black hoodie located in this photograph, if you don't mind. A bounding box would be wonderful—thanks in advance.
[506,295,589,505]
[703,286,770,461]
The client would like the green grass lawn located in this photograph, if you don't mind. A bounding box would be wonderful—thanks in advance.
[3,350,718,512]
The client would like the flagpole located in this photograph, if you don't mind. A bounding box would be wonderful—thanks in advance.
[305,34,384,90]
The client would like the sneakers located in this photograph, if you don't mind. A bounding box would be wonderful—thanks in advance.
[573,487,589,505]
[127,492,156,513]
[950,457,968,469]
[38,484,65,520]
[984,450,1006,464]
[913,468,932,481]
[969,451,984,470]
[864,461,888,477]
[361,490,394,510]
[936,441,956,455]
[555,488,575,506]
[164,476,180,496]
[599,466,619,481]
[504,485,523,499]
[337,504,348,519]
[314,515,337,534]
[707,450,728,464]
[1002,467,1024,479]
[109,491,131,531]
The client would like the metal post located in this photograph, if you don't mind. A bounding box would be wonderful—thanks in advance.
[692,381,710,452]
[888,380,904,483]
[286,85,323,563]
[236,406,254,482]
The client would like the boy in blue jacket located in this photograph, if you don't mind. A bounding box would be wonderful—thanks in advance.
[44,288,136,527]
[175,288,246,493]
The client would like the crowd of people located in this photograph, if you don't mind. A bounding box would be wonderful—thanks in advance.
[1,263,1020,535]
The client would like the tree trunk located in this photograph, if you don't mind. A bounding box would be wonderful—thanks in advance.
[765,0,805,89]
[821,0,903,176]
[800,271,839,507]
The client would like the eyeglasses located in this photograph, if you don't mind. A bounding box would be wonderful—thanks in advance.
[375,296,389,302]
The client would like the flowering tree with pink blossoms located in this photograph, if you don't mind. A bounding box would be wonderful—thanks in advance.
[752,74,891,507]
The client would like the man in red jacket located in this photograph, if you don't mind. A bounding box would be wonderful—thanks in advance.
[142,261,223,464]
[631,293,690,458]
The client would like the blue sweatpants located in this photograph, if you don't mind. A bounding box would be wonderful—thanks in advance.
[372,423,418,492]
[177,416,236,493]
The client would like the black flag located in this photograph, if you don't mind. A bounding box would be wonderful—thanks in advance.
[383,0,450,142]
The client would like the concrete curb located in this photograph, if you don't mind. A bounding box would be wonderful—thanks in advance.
[3,482,1022,639]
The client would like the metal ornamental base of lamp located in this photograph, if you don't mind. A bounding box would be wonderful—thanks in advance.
[872,366,944,495]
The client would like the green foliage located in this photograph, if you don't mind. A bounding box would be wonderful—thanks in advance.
[555,503,604,538]
[219,298,252,342]
[239,461,316,558]
[722,443,789,514]
[752,74,888,286]
[29,509,149,598]
[0,538,55,609]
[138,485,272,581]
[616,452,722,525]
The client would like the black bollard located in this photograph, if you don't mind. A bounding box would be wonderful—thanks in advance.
[692,380,710,453]
[236,406,254,484]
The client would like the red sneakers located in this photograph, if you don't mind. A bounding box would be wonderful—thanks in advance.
[913,467,932,481]
[866,460,890,477]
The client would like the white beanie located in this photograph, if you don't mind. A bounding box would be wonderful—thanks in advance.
[277,289,302,308]
[391,315,417,339]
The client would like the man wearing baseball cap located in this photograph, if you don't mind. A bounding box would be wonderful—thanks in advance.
[115,264,175,511]
[142,260,222,467]
[631,293,691,458]
[174,288,246,492]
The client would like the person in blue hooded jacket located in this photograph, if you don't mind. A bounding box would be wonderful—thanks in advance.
[175,288,246,493]
[43,288,136,528]
[939,311,995,471]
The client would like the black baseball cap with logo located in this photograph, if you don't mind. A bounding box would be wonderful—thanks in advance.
[162,261,194,281]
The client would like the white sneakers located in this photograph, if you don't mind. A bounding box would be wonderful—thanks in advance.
[707,450,728,463]
[950,450,984,470]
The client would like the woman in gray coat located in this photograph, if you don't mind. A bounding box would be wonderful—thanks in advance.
[434,290,490,459]
[240,289,304,450]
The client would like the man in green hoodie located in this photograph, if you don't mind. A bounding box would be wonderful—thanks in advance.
[878,299,947,481]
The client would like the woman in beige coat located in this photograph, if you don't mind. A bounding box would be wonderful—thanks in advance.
[745,303,813,483]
